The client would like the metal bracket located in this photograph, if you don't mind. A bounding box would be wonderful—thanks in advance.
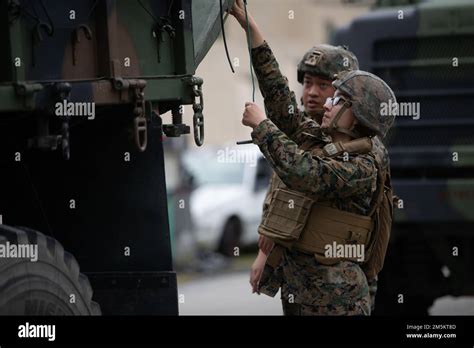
[32,22,53,67]
[72,24,93,66]
[25,83,73,159]
[183,77,204,146]
[162,107,190,138]
[113,78,148,152]
[54,82,72,160]
[14,82,43,109]
[133,116,147,152]
[129,80,148,152]
[152,17,176,63]
[27,115,61,152]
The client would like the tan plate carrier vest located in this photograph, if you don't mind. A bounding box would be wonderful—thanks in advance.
[258,137,390,277]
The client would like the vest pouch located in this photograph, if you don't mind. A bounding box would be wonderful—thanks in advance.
[362,176,394,280]
[259,188,314,242]
[294,204,373,264]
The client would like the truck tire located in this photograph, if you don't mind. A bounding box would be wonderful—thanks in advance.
[0,225,101,315]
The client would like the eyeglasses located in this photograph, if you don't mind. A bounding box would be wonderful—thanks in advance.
[325,96,350,107]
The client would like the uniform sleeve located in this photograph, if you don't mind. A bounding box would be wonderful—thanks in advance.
[251,41,312,139]
[251,119,377,200]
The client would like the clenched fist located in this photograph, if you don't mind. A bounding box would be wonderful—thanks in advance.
[242,102,266,129]
[229,0,249,29]
[229,0,265,48]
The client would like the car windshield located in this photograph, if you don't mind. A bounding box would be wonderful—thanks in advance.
[182,151,245,186]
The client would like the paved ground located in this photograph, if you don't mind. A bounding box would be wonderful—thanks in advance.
[178,271,282,315]
[430,296,474,315]
[178,270,474,316]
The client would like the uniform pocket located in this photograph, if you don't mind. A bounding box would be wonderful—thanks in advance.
[259,189,314,241]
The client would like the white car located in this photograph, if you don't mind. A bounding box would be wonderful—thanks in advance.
[182,144,272,256]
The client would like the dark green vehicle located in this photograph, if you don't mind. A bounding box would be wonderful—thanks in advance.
[0,0,234,315]
[333,0,474,315]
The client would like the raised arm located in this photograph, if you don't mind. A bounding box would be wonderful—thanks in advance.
[230,0,308,138]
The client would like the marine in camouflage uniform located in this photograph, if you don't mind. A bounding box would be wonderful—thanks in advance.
[249,42,394,315]
[254,43,388,312]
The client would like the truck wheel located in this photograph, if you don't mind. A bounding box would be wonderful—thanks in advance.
[0,225,101,315]
[217,218,241,257]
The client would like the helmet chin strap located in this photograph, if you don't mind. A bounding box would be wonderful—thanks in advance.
[322,101,360,139]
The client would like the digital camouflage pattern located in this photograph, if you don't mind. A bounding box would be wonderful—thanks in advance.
[297,44,359,83]
[250,41,330,138]
[252,118,376,316]
[333,70,396,138]
[250,42,380,315]
[252,119,377,202]
[260,250,371,316]
[251,48,393,201]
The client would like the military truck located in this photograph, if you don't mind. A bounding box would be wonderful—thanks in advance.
[333,0,474,314]
[0,0,234,315]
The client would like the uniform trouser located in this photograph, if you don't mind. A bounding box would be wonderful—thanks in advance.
[280,299,369,316]
[260,248,372,316]
[281,300,301,316]
[368,277,378,312]
[280,280,376,315]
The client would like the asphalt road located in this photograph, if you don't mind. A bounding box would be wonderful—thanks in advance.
[178,270,283,315]
[178,271,474,316]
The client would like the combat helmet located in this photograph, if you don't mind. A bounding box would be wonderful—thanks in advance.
[328,70,396,139]
[297,44,359,83]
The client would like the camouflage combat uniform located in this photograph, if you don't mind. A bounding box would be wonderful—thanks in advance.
[250,42,378,315]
